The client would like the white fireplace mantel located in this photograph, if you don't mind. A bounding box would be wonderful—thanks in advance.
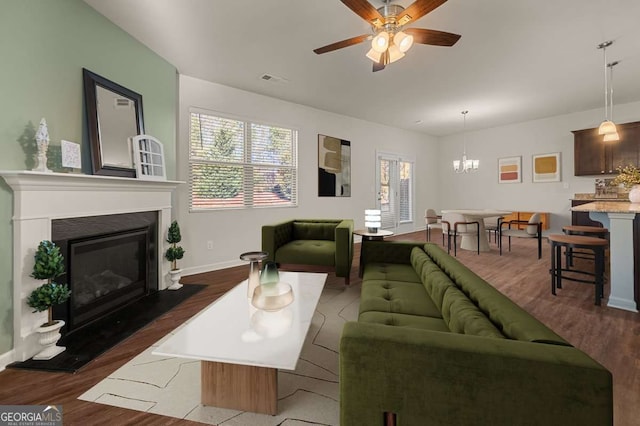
[0,170,183,363]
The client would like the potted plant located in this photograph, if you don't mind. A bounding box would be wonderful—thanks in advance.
[611,164,640,203]
[27,240,71,360]
[165,220,186,290]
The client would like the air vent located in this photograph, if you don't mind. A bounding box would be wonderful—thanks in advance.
[259,73,289,84]
[114,98,132,109]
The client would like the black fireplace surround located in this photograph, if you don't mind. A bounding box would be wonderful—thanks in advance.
[52,211,158,335]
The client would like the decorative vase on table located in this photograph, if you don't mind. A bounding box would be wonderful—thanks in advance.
[629,185,640,203]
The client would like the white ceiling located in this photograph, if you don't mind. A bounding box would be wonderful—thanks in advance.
[83,0,640,136]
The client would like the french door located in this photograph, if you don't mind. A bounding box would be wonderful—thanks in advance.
[376,152,414,231]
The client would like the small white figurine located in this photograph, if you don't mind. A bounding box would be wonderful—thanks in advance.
[34,117,52,172]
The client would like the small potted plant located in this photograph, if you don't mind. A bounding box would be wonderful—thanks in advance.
[611,164,640,203]
[27,240,71,360]
[165,220,186,290]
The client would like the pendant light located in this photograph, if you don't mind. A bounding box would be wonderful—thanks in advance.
[597,41,618,139]
[453,111,479,173]
[603,61,620,141]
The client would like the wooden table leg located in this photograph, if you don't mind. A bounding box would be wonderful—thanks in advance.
[201,360,278,415]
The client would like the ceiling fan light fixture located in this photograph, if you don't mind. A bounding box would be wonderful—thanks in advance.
[598,120,617,135]
[387,44,405,63]
[603,131,620,142]
[394,31,414,53]
[371,31,389,53]
[366,48,383,63]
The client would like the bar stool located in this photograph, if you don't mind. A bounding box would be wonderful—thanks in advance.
[562,225,608,266]
[548,234,608,306]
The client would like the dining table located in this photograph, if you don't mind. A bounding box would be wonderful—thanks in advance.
[440,209,512,252]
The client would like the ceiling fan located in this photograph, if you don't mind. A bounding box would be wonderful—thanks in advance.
[313,0,461,72]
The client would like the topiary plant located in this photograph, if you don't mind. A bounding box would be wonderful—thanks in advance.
[165,220,185,271]
[27,282,71,327]
[27,240,70,326]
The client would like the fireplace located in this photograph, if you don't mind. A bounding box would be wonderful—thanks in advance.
[52,212,158,334]
[0,170,180,365]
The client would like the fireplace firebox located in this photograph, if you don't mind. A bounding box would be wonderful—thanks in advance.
[52,211,159,334]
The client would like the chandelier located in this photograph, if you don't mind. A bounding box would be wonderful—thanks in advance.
[597,40,620,142]
[453,111,479,173]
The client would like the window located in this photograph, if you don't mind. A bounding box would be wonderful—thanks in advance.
[399,161,413,222]
[189,109,297,210]
[377,153,414,228]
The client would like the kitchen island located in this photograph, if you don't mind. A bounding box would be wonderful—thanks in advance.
[571,201,640,312]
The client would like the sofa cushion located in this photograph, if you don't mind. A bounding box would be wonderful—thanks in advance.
[292,221,336,241]
[275,240,335,265]
[359,279,442,318]
[359,311,449,332]
[410,247,431,277]
[440,286,505,338]
[422,243,570,345]
[421,266,456,312]
[363,262,422,283]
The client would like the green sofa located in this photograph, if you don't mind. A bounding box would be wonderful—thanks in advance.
[261,219,354,284]
[340,241,613,425]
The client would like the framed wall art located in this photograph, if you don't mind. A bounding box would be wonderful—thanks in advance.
[318,134,351,196]
[498,156,522,183]
[532,152,561,182]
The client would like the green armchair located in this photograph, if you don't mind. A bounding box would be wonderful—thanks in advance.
[262,219,354,284]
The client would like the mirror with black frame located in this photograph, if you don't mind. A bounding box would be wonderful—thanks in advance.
[83,68,144,177]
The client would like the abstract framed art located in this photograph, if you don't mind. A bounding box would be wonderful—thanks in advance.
[532,152,561,182]
[318,134,351,196]
[498,156,522,183]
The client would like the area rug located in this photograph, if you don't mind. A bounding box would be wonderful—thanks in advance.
[79,282,361,426]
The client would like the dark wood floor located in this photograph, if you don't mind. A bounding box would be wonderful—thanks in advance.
[0,231,637,425]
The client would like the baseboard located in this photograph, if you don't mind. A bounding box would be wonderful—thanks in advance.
[181,259,244,276]
[0,348,16,372]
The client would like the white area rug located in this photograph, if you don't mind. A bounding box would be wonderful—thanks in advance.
[79,282,360,425]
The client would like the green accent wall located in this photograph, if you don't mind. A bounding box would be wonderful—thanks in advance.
[0,1,177,356]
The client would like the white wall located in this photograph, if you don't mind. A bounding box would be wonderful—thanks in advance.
[438,101,640,232]
[177,75,439,275]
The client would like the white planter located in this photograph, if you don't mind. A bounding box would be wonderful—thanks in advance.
[168,269,183,290]
[629,185,640,203]
[33,320,65,360]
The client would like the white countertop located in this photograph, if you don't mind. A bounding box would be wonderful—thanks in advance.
[571,201,640,213]
[153,271,327,370]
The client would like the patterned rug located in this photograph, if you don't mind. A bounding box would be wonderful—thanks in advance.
[79,281,360,425]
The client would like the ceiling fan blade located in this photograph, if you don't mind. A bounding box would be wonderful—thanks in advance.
[372,61,386,72]
[397,0,448,25]
[340,0,384,25]
[313,34,369,54]
[404,28,461,46]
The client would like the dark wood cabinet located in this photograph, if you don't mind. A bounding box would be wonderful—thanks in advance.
[571,200,605,227]
[573,121,640,176]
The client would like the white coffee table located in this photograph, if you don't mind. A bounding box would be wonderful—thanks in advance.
[153,271,326,415]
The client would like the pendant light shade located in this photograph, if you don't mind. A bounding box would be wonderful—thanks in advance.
[603,131,620,142]
[598,120,617,135]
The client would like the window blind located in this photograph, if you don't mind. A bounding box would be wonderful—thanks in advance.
[189,111,297,210]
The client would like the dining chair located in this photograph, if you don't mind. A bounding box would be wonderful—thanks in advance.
[441,212,480,256]
[499,212,543,259]
[425,208,443,244]
[483,215,504,244]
